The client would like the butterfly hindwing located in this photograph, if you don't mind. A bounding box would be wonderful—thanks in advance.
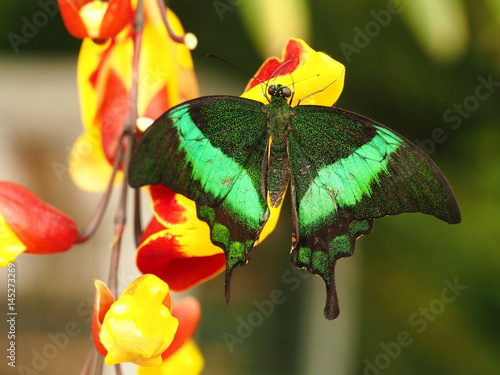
[129,96,271,297]
[288,105,460,319]
[290,211,374,319]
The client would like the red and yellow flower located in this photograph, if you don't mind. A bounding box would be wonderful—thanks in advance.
[0,181,78,266]
[70,1,198,192]
[92,274,203,369]
[136,185,225,291]
[242,37,345,107]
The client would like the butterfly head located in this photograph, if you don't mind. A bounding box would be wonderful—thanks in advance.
[268,84,292,99]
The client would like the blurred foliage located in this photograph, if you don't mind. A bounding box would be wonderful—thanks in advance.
[2,0,500,374]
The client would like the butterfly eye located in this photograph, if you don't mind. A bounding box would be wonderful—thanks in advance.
[281,86,292,98]
[268,85,276,96]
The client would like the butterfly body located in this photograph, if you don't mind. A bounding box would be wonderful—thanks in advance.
[129,84,460,319]
[263,86,293,207]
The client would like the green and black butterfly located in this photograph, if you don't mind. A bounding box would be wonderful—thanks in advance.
[129,82,461,320]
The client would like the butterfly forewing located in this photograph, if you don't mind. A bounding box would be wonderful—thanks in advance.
[130,96,271,298]
[289,105,460,225]
[130,96,265,205]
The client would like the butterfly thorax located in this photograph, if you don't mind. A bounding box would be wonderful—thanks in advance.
[264,90,293,208]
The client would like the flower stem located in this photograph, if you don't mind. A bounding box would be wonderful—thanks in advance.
[156,0,185,44]
[79,345,104,375]
[106,0,143,292]
[79,345,96,375]
[74,141,125,244]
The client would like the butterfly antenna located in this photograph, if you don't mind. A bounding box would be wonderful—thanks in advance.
[268,59,292,86]
[288,72,296,104]
[297,68,346,105]
[206,54,264,83]
[206,54,271,101]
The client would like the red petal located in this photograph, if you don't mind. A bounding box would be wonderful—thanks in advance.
[149,185,187,226]
[162,289,174,311]
[91,280,115,356]
[246,38,303,91]
[138,216,165,244]
[162,296,201,360]
[99,0,134,39]
[136,228,225,291]
[143,86,170,121]
[57,0,89,39]
[0,181,78,254]
[98,69,129,165]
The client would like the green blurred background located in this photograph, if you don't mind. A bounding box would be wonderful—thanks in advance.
[0,0,499,374]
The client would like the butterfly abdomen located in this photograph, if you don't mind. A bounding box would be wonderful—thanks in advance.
[266,135,290,207]
[264,99,293,208]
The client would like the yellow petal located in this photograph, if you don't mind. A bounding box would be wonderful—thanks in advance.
[160,193,223,258]
[137,340,204,375]
[138,7,198,116]
[258,193,284,244]
[239,39,345,243]
[100,275,179,366]
[77,38,110,132]
[0,213,26,267]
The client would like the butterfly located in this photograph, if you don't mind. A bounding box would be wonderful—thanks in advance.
[128,82,461,320]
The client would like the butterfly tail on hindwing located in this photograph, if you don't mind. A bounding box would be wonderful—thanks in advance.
[290,219,374,320]
[197,200,270,306]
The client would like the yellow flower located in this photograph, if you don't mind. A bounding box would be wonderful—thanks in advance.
[99,274,179,366]
[136,185,225,292]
